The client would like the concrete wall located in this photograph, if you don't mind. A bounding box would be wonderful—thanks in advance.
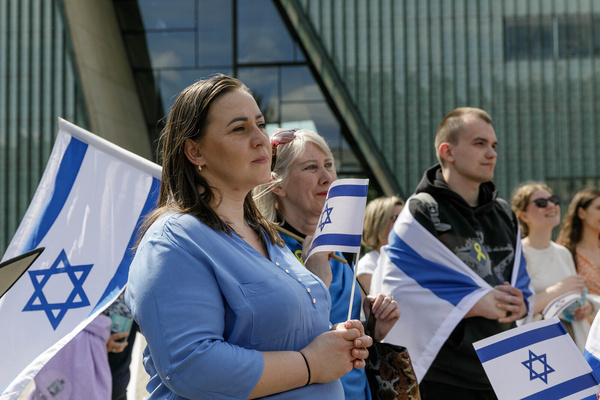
[61,0,152,159]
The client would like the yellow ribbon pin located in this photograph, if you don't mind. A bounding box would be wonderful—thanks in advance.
[473,243,486,262]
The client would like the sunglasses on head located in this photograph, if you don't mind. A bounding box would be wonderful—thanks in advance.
[532,195,560,208]
[270,129,297,171]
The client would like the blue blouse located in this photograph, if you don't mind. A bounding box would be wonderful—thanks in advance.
[279,233,371,400]
[125,212,344,399]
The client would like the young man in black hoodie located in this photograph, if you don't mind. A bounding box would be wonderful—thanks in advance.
[411,107,530,399]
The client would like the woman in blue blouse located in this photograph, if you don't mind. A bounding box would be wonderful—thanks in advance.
[125,75,372,399]
[253,129,400,400]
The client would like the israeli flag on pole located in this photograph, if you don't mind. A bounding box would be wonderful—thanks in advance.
[370,195,534,382]
[305,178,369,262]
[0,118,160,397]
[474,317,600,400]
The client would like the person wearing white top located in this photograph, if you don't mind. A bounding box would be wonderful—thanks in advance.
[511,181,592,351]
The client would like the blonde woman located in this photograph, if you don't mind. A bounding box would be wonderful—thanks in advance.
[254,128,399,400]
[512,182,591,350]
[356,196,404,294]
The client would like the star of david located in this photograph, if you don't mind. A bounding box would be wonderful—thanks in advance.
[23,249,93,330]
[521,349,555,384]
[318,203,333,232]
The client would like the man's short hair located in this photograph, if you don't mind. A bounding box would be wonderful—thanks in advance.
[434,107,492,165]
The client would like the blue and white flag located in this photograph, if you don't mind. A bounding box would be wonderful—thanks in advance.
[305,178,369,262]
[584,311,600,390]
[0,118,160,397]
[475,317,600,400]
[370,195,534,382]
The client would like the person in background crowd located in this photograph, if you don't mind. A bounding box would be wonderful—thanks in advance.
[254,128,400,400]
[24,313,125,400]
[357,195,404,295]
[103,293,139,400]
[125,75,372,400]
[372,107,531,400]
[558,188,600,305]
[511,182,591,351]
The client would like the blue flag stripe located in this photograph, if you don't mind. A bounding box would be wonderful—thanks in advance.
[387,235,482,306]
[91,177,160,315]
[22,138,88,252]
[328,184,368,198]
[520,373,600,400]
[514,250,534,313]
[311,233,362,248]
[584,349,600,375]
[477,322,566,363]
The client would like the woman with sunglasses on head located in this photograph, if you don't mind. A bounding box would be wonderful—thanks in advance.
[512,182,591,350]
[558,188,600,302]
[254,128,400,400]
[125,75,372,400]
[356,195,404,295]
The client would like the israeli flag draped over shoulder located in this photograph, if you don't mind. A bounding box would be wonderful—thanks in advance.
[474,317,600,400]
[370,194,535,383]
[0,119,160,397]
[305,178,369,262]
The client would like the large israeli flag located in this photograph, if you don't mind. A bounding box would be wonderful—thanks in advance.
[0,119,160,397]
[305,178,369,262]
[475,317,600,399]
[370,195,534,382]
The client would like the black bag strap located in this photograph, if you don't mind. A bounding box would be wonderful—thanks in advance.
[412,192,451,232]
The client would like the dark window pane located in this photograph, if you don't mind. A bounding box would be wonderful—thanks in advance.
[158,68,233,110]
[594,17,600,56]
[138,0,195,30]
[505,17,555,61]
[145,31,196,68]
[530,18,553,60]
[237,0,297,63]
[504,19,517,61]
[198,0,233,66]
[504,18,531,61]
[280,101,362,175]
[238,67,280,123]
[281,66,324,102]
[559,16,592,59]
[540,19,554,59]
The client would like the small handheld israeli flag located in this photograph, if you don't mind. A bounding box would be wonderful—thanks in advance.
[305,178,369,262]
[0,119,160,397]
[474,317,600,400]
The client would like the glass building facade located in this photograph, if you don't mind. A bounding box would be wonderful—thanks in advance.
[0,0,88,253]
[3,0,600,252]
[285,0,600,201]
[114,0,364,178]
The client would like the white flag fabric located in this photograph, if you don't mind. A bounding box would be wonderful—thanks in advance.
[305,178,369,261]
[370,196,534,382]
[0,118,160,397]
[475,317,600,400]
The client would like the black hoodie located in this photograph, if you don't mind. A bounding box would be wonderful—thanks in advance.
[409,164,519,391]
